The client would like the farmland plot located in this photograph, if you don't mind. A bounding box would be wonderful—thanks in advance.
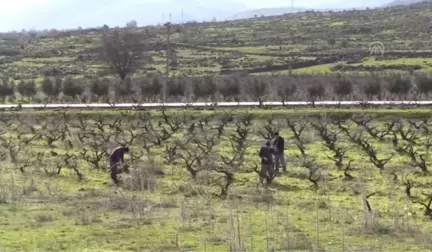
[0,110,432,251]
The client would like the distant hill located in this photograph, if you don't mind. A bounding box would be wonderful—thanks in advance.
[3,0,431,31]
[228,1,403,21]
[0,0,249,31]
[383,0,432,7]
[76,0,248,27]
[230,7,311,20]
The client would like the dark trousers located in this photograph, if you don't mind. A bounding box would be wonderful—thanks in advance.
[274,153,286,172]
[110,159,122,184]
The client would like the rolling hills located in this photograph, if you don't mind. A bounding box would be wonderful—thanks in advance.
[229,7,310,20]
[0,1,431,83]
[384,0,432,7]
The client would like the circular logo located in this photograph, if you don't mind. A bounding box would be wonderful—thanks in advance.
[369,41,385,56]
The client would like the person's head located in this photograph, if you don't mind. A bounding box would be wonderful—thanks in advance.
[274,132,279,137]
[265,141,271,147]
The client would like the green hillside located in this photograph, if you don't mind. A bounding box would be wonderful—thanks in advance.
[0,2,431,82]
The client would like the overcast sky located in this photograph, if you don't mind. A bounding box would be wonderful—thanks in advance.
[0,0,389,32]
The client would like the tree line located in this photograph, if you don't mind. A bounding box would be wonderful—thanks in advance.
[1,72,432,103]
[1,26,432,104]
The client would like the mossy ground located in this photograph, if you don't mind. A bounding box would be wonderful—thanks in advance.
[0,110,432,251]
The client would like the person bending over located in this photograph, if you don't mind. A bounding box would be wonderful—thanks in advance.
[109,146,130,185]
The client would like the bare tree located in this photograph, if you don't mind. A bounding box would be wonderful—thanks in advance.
[101,28,151,80]
[258,117,280,140]
[126,20,138,28]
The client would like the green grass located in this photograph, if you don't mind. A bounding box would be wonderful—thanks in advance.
[294,63,338,74]
[12,61,46,67]
[6,107,432,119]
[22,57,75,63]
[329,21,346,26]
[255,63,338,75]
[354,57,432,70]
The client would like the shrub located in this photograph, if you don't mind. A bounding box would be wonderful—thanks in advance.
[362,76,382,99]
[307,83,325,101]
[122,160,165,191]
[17,80,37,101]
[140,77,162,101]
[249,77,269,103]
[217,78,240,101]
[166,77,185,99]
[62,77,84,99]
[114,78,134,99]
[90,78,110,99]
[0,78,14,103]
[126,20,138,28]
[54,76,62,90]
[387,74,411,96]
[333,75,353,98]
[341,40,349,48]
[415,74,432,95]
[277,81,297,103]
[0,46,21,57]
[327,38,336,46]
[192,76,216,100]
[41,77,61,98]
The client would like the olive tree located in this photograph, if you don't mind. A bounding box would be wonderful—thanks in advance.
[0,78,14,103]
[90,78,110,102]
[17,80,37,101]
[62,77,84,101]
[41,77,62,101]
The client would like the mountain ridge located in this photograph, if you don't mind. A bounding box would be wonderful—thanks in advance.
[384,0,432,7]
[229,7,311,20]
[2,0,430,31]
[227,0,431,21]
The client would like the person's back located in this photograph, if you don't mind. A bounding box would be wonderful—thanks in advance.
[258,141,275,184]
[259,145,274,165]
[273,135,284,154]
[272,132,286,173]
[110,146,125,164]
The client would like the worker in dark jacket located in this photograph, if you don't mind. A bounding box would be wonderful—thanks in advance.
[258,140,275,184]
[272,132,286,173]
[109,146,130,184]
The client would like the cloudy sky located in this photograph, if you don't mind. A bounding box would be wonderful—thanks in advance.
[0,0,390,32]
